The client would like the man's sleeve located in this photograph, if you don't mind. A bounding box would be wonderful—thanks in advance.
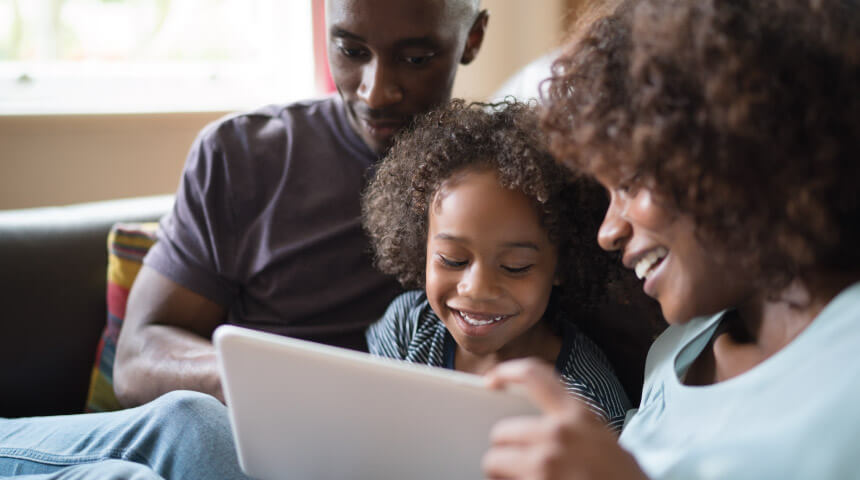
[143,122,240,306]
[365,291,421,360]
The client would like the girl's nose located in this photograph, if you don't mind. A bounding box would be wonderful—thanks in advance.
[457,264,497,299]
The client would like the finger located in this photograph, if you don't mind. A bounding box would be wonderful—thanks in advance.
[489,415,554,446]
[482,444,533,479]
[485,359,572,416]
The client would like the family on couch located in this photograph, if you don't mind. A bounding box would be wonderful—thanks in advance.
[2,0,860,478]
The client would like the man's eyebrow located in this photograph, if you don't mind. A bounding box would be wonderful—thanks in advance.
[394,37,441,50]
[329,27,440,50]
[330,27,364,42]
[434,234,540,251]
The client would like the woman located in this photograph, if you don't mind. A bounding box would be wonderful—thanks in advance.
[482,1,860,479]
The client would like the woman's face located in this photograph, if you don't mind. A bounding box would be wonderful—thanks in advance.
[425,168,559,356]
[595,174,752,324]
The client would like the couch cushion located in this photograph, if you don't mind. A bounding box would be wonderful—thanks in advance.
[86,222,159,412]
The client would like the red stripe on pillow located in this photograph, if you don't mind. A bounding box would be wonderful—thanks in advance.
[107,277,131,319]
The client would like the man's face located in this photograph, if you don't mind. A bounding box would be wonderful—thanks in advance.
[326,0,485,155]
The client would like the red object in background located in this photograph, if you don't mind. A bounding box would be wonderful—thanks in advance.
[312,0,336,95]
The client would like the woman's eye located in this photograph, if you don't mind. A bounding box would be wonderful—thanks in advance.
[502,264,534,274]
[617,173,642,195]
[437,255,467,268]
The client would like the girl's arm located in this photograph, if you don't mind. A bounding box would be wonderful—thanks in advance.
[482,359,649,480]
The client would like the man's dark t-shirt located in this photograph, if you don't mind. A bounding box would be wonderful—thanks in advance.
[144,96,402,350]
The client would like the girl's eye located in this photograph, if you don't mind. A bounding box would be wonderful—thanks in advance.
[502,264,534,274]
[437,254,467,268]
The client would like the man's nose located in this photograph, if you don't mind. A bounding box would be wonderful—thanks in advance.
[357,59,403,109]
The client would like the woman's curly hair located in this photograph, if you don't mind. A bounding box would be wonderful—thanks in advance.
[542,0,860,289]
[363,99,617,326]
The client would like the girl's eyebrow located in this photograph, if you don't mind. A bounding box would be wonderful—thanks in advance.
[433,233,540,251]
[501,241,540,251]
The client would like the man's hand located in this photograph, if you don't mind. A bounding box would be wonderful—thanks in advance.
[482,359,648,480]
[114,266,227,406]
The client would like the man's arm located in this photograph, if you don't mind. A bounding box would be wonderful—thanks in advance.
[114,265,227,407]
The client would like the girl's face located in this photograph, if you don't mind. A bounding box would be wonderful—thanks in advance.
[595,174,753,324]
[425,168,559,357]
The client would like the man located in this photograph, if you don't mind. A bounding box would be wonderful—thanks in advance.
[0,1,488,478]
[114,0,488,406]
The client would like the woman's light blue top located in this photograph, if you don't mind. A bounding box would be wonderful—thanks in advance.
[619,282,860,479]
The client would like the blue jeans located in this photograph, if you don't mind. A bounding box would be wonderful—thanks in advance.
[0,391,249,480]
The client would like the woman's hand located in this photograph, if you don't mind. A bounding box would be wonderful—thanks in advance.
[482,359,648,480]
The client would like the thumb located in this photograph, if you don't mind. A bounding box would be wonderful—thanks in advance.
[485,358,573,417]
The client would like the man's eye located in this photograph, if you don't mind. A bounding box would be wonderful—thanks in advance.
[338,46,367,58]
[437,254,467,268]
[502,265,534,274]
[402,53,435,66]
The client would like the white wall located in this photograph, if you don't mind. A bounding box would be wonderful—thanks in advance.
[0,0,566,210]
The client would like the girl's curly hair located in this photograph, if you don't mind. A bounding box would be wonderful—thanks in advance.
[542,0,860,290]
[362,99,617,326]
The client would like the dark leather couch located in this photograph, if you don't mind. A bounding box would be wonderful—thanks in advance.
[0,195,173,418]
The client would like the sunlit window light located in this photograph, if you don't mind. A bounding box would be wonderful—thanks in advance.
[0,0,315,114]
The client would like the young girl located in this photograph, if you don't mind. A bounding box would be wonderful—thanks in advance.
[362,99,631,431]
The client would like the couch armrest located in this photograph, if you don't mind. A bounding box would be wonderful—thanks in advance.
[0,195,173,417]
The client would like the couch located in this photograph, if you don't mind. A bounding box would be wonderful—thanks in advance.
[0,195,174,418]
[0,193,662,419]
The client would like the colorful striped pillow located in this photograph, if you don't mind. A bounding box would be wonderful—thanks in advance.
[85,222,158,412]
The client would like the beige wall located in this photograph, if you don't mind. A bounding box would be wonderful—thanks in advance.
[453,0,566,101]
[0,112,227,209]
[0,0,566,210]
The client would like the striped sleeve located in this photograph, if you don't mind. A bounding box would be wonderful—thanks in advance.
[366,291,449,367]
[558,333,632,433]
[366,290,425,360]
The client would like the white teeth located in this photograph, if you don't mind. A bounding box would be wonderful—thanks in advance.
[634,247,668,280]
[458,311,505,326]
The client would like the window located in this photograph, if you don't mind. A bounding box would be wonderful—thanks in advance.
[0,0,316,114]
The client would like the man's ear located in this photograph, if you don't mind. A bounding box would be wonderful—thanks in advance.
[460,10,488,65]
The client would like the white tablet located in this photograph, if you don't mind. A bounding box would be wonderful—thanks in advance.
[214,324,539,480]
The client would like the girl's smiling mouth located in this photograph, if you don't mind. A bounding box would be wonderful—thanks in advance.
[450,308,513,327]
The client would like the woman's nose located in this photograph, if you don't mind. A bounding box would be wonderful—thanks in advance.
[597,198,632,252]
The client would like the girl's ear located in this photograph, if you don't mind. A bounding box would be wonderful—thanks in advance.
[553,270,563,286]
